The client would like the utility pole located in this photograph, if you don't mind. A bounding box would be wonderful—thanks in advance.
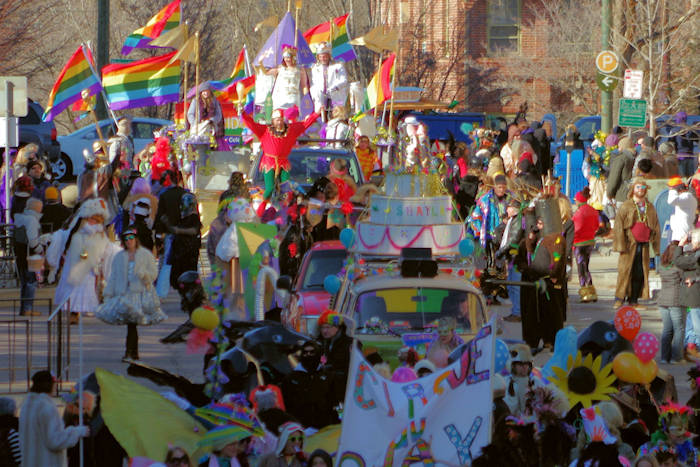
[96,0,110,120]
[601,0,612,133]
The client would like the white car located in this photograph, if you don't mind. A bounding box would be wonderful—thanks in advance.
[53,117,172,181]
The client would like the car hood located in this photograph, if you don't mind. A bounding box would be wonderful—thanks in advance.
[297,290,331,316]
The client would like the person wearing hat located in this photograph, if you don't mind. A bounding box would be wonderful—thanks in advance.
[316,309,353,410]
[96,225,165,361]
[258,421,306,467]
[494,197,525,321]
[26,159,51,201]
[10,175,33,221]
[53,198,115,324]
[667,176,697,244]
[572,187,600,302]
[612,178,660,308]
[19,370,89,466]
[309,41,348,122]
[265,45,310,111]
[503,344,545,416]
[241,106,318,203]
[77,140,121,223]
[41,186,71,234]
[187,83,225,150]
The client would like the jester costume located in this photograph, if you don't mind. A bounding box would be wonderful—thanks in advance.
[241,110,319,199]
[638,402,698,466]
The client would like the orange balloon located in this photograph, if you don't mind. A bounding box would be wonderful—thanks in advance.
[612,351,657,384]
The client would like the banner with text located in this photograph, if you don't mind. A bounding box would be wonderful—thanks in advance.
[336,322,494,467]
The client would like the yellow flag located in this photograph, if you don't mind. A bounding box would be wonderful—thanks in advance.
[349,25,398,53]
[254,15,278,32]
[167,34,197,65]
[150,23,188,48]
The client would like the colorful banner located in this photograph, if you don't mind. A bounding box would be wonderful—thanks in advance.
[336,322,494,466]
[174,102,251,143]
[303,13,357,62]
[121,0,181,55]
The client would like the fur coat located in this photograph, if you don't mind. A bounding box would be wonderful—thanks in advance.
[103,247,158,297]
[19,392,87,467]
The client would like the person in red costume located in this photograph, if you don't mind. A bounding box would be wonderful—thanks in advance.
[572,187,600,302]
[241,108,319,206]
[150,137,173,185]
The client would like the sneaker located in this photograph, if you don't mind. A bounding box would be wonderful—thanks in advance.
[503,314,522,323]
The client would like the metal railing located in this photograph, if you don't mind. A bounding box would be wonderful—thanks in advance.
[0,297,72,393]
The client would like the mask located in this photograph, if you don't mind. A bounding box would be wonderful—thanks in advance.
[300,353,321,371]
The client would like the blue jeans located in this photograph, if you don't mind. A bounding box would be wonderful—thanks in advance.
[507,266,521,316]
[660,306,685,361]
[687,308,700,347]
[19,269,37,313]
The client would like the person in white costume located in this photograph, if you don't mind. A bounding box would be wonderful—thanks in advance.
[309,41,348,121]
[267,45,309,110]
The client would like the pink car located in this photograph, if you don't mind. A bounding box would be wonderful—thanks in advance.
[280,240,348,335]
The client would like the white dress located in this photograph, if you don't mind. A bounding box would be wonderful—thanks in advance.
[272,66,302,110]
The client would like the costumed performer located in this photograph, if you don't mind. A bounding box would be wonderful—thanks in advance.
[309,41,348,122]
[266,45,309,110]
[52,198,119,324]
[96,226,166,361]
[187,82,225,150]
[241,108,319,204]
[355,135,378,181]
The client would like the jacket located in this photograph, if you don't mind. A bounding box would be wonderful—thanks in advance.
[657,264,683,307]
[573,204,599,245]
[673,248,700,308]
[606,150,635,202]
[103,247,158,297]
[13,209,42,251]
[310,62,349,107]
[668,189,698,242]
[19,392,87,467]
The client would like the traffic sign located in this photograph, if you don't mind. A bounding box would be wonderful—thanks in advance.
[0,77,27,118]
[596,72,618,92]
[595,50,619,74]
[623,69,643,99]
[618,98,647,128]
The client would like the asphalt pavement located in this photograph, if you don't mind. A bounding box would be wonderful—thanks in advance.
[0,241,693,406]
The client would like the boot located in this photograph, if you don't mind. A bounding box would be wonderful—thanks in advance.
[123,324,139,361]
[579,286,592,303]
[586,285,598,302]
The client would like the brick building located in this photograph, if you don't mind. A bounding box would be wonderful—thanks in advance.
[381,0,565,117]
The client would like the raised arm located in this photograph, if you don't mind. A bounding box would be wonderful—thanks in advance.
[240,111,268,140]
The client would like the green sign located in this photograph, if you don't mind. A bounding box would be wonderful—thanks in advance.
[596,72,618,92]
[618,98,647,128]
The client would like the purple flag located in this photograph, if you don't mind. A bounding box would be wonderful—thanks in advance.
[253,12,315,68]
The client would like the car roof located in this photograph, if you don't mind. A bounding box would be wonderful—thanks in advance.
[63,117,172,137]
[350,275,483,296]
[309,240,345,251]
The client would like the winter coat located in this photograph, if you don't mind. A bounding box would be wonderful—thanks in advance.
[103,247,158,297]
[673,248,700,308]
[13,209,42,251]
[41,203,72,234]
[0,414,21,466]
[19,392,87,467]
[606,150,635,202]
[657,264,683,307]
[668,189,698,242]
[573,204,599,245]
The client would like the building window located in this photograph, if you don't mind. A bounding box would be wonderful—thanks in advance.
[487,0,520,54]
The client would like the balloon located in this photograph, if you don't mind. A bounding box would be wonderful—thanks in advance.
[541,326,577,380]
[612,351,658,384]
[391,366,417,383]
[633,332,659,363]
[323,275,341,294]
[191,306,220,331]
[494,339,511,375]
[340,228,355,249]
[458,239,474,257]
[613,306,641,341]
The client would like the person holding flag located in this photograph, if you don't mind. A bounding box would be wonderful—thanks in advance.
[241,108,318,207]
[309,41,348,121]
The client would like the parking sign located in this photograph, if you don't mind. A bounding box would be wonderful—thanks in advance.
[595,50,619,74]
[623,69,643,99]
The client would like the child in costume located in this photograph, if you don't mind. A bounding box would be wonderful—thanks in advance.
[638,401,697,466]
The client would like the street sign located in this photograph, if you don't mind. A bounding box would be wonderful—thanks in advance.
[618,98,647,128]
[596,72,618,92]
[623,69,643,99]
[595,50,619,74]
[0,117,18,147]
[0,76,27,117]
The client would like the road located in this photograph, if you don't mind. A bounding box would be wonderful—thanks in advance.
[0,241,692,407]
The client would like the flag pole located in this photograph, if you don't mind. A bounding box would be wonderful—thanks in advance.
[243,45,252,77]
[82,42,118,128]
[183,22,190,127]
[387,55,397,130]
[373,51,382,120]
[194,31,200,129]
[294,1,301,48]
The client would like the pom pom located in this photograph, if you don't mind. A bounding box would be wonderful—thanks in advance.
[288,243,298,257]
[186,328,214,354]
[341,202,354,215]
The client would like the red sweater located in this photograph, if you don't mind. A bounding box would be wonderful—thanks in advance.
[572,203,599,245]
[242,111,319,172]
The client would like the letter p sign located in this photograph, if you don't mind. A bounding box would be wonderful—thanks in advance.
[596,50,619,74]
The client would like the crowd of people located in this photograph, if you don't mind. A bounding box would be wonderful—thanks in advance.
[1,48,699,465]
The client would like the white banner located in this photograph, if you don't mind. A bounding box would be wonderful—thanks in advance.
[336,322,495,467]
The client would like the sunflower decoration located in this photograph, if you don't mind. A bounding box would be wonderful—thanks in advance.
[550,351,617,408]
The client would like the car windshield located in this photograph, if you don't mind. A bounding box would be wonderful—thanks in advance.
[301,249,347,289]
[353,288,484,335]
[255,151,362,186]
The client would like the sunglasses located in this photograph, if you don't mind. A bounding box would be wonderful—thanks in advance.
[124,234,136,240]
[634,185,648,189]
[289,436,304,442]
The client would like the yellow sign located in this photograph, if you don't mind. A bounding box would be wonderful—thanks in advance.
[596,50,619,74]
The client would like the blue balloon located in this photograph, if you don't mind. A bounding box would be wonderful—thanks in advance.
[541,326,578,380]
[458,239,474,257]
[494,339,511,375]
[323,275,341,294]
[340,228,356,249]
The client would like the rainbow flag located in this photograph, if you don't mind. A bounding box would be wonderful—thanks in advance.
[303,13,357,62]
[42,45,102,122]
[121,0,181,56]
[216,75,255,103]
[366,52,395,109]
[102,51,180,110]
[71,93,96,122]
[230,47,246,80]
